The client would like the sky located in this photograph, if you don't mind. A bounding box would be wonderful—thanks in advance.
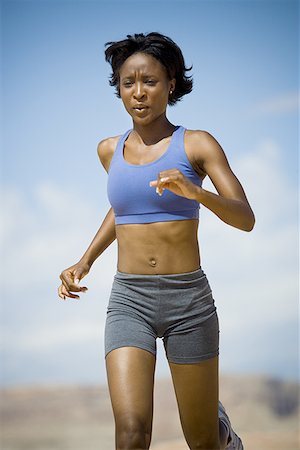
[1,0,299,386]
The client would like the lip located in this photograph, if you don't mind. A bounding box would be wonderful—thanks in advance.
[132,105,149,110]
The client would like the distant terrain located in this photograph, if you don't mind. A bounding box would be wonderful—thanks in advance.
[1,374,299,450]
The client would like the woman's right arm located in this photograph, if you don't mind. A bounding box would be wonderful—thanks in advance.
[58,207,116,300]
[58,136,118,301]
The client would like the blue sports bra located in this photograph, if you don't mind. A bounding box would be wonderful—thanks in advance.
[107,125,202,225]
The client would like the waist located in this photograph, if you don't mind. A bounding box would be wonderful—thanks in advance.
[115,266,204,280]
[116,219,201,274]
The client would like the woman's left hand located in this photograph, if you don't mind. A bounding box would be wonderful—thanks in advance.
[149,169,199,200]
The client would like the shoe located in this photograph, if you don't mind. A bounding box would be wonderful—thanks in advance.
[218,401,244,449]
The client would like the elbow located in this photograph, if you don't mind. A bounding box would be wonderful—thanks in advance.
[243,222,255,232]
[242,211,256,232]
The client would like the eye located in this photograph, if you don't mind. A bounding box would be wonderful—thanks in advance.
[145,80,156,85]
[122,80,133,87]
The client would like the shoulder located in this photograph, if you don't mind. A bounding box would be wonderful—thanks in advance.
[185,129,224,156]
[97,135,121,173]
[184,128,229,172]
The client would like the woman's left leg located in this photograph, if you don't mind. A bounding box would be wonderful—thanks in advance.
[168,355,228,450]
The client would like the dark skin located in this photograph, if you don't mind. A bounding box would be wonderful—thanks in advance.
[58,52,255,449]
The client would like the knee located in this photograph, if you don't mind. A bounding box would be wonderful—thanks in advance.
[188,436,220,450]
[116,415,151,450]
[189,444,219,450]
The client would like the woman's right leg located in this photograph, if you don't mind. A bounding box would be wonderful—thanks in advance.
[105,346,156,450]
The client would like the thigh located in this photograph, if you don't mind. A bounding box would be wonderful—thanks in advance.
[105,346,156,432]
[163,313,219,364]
[161,269,219,365]
[105,277,157,359]
[169,356,220,449]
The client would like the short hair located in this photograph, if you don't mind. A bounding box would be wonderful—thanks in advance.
[104,32,193,106]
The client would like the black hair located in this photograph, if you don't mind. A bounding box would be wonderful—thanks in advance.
[104,32,193,106]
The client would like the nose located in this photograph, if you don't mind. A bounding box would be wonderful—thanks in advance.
[133,82,146,100]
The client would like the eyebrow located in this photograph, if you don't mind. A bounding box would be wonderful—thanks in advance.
[120,73,158,80]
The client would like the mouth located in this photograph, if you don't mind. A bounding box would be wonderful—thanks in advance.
[132,105,149,112]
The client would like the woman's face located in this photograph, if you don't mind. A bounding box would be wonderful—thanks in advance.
[118,52,175,125]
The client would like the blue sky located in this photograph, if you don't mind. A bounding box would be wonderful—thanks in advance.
[1,0,299,386]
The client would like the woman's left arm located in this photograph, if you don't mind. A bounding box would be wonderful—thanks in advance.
[190,130,255,232]
[150,130,255,231]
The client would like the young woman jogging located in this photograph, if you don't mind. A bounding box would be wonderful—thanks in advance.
[58,32,255,450]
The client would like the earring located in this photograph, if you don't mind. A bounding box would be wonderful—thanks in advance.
[170,90,173,95]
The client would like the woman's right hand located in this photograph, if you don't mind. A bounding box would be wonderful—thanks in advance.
[58,261,91,300]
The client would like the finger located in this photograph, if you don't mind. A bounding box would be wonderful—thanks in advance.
[60,277,82,293]
[159,173,183,189]
[156,186,165,196]
[158,173,173,186]
[74,278,88,292]
[58,285,66,300]
[149,174,171,187]
[74,277,88,290]
[59,282,84,299]
[63,283,87,297]
[149,172,176,194]
[157,175,172,195]
[60,284,79,298]
[160,176,170,183]
[67,270,88,291]
[66,292,81,299]
[60,274,87,293]
[58,284,81,300]
[150,181,164,196]
[58,284,69,300]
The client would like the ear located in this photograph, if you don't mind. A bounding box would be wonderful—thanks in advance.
[169,78,176,92]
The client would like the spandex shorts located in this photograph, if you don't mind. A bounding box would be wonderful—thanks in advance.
[104,267,219,364]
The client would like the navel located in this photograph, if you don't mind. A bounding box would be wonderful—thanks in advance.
[149,258,157,267]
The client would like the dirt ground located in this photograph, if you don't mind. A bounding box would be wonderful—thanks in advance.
[1,374,299,450]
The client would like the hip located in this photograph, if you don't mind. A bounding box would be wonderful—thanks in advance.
[108,267,217,324]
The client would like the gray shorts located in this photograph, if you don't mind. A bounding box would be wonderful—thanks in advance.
[104,267,219,364]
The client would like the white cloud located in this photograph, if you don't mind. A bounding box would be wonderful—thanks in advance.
[201,137,298,300]
[1,181,117,385]
[200,137,298,377]
[249,90,299,116]
[1,180,116,291]
[5,320,105,353]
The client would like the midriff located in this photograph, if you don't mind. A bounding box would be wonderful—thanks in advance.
[115,218,201,275]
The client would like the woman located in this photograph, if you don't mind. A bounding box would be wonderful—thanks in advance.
[58,32,255,450]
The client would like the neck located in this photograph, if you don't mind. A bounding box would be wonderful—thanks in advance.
[132,115,177,145]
